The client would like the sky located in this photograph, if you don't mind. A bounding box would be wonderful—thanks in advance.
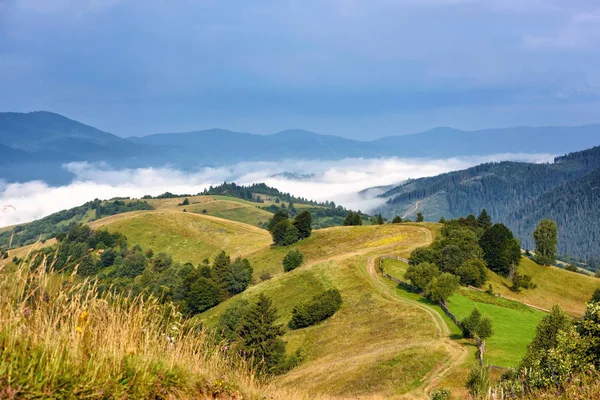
[1,0,600,139]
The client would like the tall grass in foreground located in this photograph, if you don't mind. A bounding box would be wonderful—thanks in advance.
[482,372,600,400]
[0,256,296,399]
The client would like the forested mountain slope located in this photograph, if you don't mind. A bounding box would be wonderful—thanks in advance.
[374,146,600,262]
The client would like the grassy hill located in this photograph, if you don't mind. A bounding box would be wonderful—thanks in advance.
[198,223,470,399]
[91,210,272,264]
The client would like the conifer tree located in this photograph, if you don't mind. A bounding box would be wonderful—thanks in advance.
[237,294,286,373]
[293,210,313,240]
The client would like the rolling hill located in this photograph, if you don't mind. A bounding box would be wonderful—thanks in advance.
[373,146,600,263]
[90,211,272,264]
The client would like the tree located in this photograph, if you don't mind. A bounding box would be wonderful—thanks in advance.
[183,271,222,314]
[392,216,402,223]
[477,209,492,229]
[416,212,424,222]
[578,301,600,368]
[590,288,600,304]
[426,273,460,304]
[343,211,363,226]
[237,294,286,373]
[510,273,536,292]
[479,224,521,277]
[293,210,313,240]
[282,224,300,246]
[267,209,289,233]
[211,250,231,287]
[456,258,488,287]
[520,305,572,370]
[404,262,440,291]
[283,250,304,272]
[179,198,190,206]
[408,246,439,266]
[224,257,253,295]
[534,219,558,266]
[375,213,385,225]
[439,245,463,273]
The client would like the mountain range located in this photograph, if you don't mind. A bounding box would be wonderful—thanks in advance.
[2,111,600,184]
[372,146,600,263]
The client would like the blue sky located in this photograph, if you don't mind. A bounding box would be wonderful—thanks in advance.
[1,0,600,139]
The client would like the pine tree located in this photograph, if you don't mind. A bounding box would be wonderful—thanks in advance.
[237,294,286,373]
[477,209,492,228]
[375,213,385,225]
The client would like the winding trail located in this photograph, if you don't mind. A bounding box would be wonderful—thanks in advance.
[366,227,469,399]
[402,200,422,219]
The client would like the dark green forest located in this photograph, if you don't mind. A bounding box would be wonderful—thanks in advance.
[377,146,600,264]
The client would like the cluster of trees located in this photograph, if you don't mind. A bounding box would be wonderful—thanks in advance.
[462,308,494,365]
[30,224,252,316]
[481,292,600,396]
[215,289,342,375]
[289,289,342,329]
[202,182,324,207]
[343,211,364,226]
[381,146,600,264]
[406,210,534,303]
[216,294,300,375]
[267,210,313,246]
[0,199,153,249]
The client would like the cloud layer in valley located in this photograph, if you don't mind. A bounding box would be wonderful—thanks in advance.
[0,153,554,227]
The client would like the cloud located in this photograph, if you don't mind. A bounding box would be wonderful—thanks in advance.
[0,153,555,227]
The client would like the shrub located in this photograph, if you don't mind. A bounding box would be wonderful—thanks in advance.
[466,364,491,398]
[430,388,452,400]
[178,198,190,206]
[289,289,342,329]
[426,272,460,304]
[510,273,536,292]
[260,272,272,281]
[392,216,402,223]
[283,250,304,272]
[566,264,578,272]
[202,209,207,214]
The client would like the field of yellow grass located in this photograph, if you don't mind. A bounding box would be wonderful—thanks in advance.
[91,210,272,264]
[488,257,599,315]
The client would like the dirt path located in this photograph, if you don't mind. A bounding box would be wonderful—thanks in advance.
[402,200,422,219]
[366,227,468,399]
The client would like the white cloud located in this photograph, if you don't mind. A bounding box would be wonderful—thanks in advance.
[0,153,555,227]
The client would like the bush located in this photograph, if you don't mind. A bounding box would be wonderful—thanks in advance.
[466,364,491,398]
[283,250,304,272]
[178,198,190,206]
[260,272,272,281]
[510,273,536,292]
[430,388,452,400]
[566,264,578,272]
[289,289,342,329]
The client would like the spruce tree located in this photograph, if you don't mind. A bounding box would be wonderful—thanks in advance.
[237,294,286,373]
[477,209,492,229]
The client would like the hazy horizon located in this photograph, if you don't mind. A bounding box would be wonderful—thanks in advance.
[2,1,600,139]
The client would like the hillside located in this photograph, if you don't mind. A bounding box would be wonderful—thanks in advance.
[91,211,272,264]
[374,146,600,262]
[198,223,471,399]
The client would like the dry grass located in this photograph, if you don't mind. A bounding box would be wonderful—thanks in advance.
[90,211,272,264]
[0,257,297,399]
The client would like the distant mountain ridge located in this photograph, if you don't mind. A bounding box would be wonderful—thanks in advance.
[372,145,600,262]
[1,111,600,184]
